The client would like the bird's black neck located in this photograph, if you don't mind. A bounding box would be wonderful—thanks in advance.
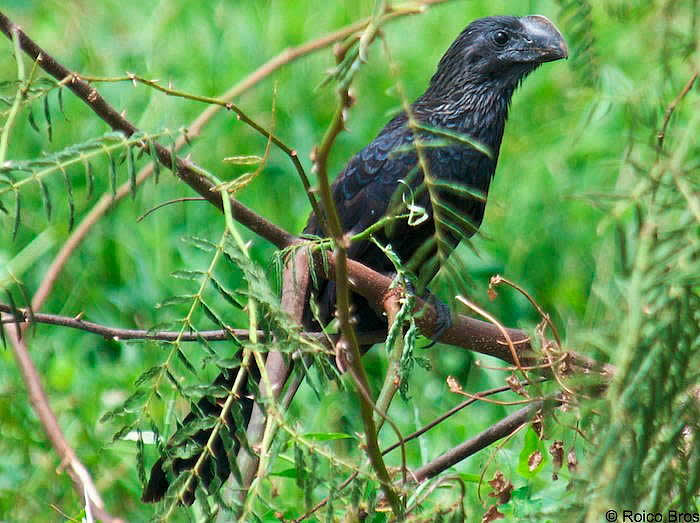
[415,80,517,154]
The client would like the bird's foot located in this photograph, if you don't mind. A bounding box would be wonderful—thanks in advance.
[403,282,451,348]
[422,293,451,348]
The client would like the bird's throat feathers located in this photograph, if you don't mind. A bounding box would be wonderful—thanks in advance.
[416,76,518,156]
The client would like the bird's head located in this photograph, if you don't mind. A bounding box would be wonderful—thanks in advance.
[428,15,568,94]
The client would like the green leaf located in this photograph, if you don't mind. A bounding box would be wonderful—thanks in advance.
[176,347,197,375]
[200,300,226,329]
[517,427,547,478]
[170,416,218,447]
[164,368,183,393]
[182,384,229,399]
[209,278,243,309]
[156,295,196,308]
[27,107,40,133]
[127,144,136,199]
[83,158,94,200]
[170,269,205,280]
[37,177,52,221]
[57,87,67,120]
[108,150,117,198]
[170,141,176,173]
[219,428,244,486]
[294,444,305,489]
[270,467,301,479]
[12,190,20,240]
[183,236,216,252]
[149,139,160,184]
[43,95,52,142]
[223,155,263,165]
[110,420,138,443]
[0,318,6,349]
[57,164,74,230]
[136,428,146,484]
[100,388,147,422]
[134,365,162,386]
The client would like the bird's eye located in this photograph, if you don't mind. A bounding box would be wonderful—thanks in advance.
[494,30,509,45]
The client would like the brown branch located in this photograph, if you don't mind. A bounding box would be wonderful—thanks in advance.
[412,400,548,483]
[4,247,605,376]
[382,378,549,457]
[657,71,698,149]
[0,10,295,250]
[2,324,123,522]
[0,302,386,345]
[339,255,534,364]
[236,248,311,501]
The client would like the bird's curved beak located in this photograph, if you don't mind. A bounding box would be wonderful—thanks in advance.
[521,15,569,63]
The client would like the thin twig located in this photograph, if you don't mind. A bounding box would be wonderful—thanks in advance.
[412,400,551,482]
[76,71,325,230]
[455,295,530,378]
[489,275,562,347]
[3,326,123,522]
[656,72,698,149]
[0,302,386,345]
[384,378,549,456]
[136,196,207,222]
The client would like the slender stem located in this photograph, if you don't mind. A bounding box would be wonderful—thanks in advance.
[0,302,386,345]
[313,58,405,517]
[79,71,326,230]
[374,292,404,427]
[411,400,553,482]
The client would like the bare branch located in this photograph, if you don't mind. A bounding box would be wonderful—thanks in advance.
[3,325,123,522]
[0,302,385,345]
[412,400,555,483]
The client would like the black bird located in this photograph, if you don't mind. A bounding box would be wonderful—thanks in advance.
[304,14,568,349]
[143,14,567,504]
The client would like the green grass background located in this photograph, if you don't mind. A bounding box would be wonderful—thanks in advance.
[0,0,696,520]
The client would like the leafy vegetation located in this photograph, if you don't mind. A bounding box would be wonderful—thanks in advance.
[0,0,697,521]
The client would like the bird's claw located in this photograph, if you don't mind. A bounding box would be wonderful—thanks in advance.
[422,294,451,348]
[403,282,451,348]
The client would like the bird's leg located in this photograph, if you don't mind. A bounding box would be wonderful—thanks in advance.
[404,281,452,347]
[420,291,452,348]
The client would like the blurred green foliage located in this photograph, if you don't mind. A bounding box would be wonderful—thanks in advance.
[0,0,697,521]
